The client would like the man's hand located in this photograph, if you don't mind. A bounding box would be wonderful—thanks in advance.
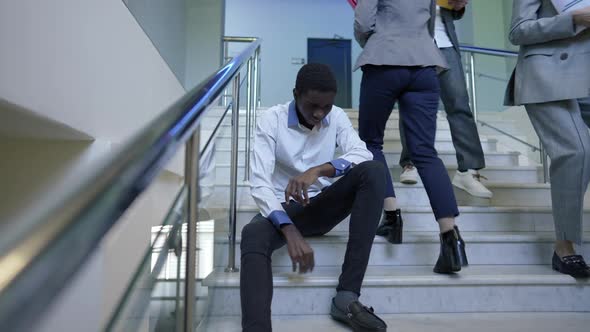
[285,167,321,206]
[573,6,590,27]
[448,0,468,11]
[281,224,315,273]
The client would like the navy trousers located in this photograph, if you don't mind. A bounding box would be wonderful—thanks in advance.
[399,47,486,171]
[358,65,459,219]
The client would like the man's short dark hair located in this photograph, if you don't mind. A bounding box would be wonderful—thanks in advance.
[295,63,338,95]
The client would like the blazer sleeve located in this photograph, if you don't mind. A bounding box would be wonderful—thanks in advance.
[509,0,577,46]
[354,0,378,47]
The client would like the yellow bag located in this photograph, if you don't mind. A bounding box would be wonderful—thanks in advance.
[437,0,454,10]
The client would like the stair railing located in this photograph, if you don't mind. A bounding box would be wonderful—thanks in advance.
[460,44,549,183]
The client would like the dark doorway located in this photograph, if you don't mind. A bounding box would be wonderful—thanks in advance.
[307,38,352,108]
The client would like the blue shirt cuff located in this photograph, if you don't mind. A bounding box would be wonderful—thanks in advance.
[329,158,352,177]
[268,210,293,228]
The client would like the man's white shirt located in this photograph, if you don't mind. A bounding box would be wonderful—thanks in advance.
[249,101,373,228]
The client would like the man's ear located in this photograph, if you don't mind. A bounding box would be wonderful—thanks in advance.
[292,88,298,100]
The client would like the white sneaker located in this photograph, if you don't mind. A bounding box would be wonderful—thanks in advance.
[452,169,493,198]
[400,165,419,185]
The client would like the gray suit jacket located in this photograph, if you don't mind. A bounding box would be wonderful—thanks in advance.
[354,0,447,71]
[505,0,590,106]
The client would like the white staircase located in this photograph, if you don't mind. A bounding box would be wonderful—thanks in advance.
[198,109,590,331]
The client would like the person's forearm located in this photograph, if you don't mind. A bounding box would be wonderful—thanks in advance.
[313,163,336,178]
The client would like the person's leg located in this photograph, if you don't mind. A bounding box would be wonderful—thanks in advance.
[287,161,387,296]
[438,48,486,170]
[286,161,388,330]
[358,65,405,205]
[359,66,409,243]
[399,67,459,222]
[398,116,419,185]
[240,215,287,332]
[398,66,464,273]
[399,117,413,167]
[438,48,492,198]
[525,101,590,248]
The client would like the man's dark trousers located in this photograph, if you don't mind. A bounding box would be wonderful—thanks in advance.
[240,161,386,332]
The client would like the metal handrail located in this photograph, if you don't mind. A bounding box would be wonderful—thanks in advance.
[459,44,549,183]
[223,36,261,182]
[478,120,540,152]
[477,72,509,83]
[459,44,518,57]
[0,36,261,331]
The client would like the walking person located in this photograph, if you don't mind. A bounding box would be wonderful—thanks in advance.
[506,0,590,278]
[354,0,468,272]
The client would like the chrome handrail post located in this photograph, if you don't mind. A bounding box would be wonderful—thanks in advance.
[222,41,230,107]
[540,141,550,183]
[184,128,200,331]
[468,52,479,123]
[226,73,241,273]
[244,58,253,181]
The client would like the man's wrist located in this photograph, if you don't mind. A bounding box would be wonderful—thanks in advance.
[280,224,297,236]
[314,163,336,177]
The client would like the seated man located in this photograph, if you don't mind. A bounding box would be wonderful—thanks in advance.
[241,63,388,332]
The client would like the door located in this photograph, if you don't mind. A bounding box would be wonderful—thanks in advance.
[307,38,352,108]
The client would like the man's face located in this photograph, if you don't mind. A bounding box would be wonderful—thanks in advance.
[293,89,336,127]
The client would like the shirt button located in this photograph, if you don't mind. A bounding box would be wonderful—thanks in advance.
[560,53,568,60]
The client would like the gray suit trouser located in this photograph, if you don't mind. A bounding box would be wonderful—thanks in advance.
[400,47,485,171]
[526,98,590,245]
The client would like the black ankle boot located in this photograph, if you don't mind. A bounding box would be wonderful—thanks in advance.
[433,229,462,274]
[375,209,403,244]
[454,226,468,267]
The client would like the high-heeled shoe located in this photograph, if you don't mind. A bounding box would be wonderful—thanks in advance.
[433,228,462,274]
[454,226,468,267]
[375,209,403,244]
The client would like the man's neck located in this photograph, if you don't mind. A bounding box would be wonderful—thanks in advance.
[295,103,314,130]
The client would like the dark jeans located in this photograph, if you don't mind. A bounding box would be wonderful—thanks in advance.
[240,161,386,332]
[399,47,486,171]
[358,65,459,219]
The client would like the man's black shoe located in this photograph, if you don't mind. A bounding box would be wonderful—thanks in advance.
[375,209,403,244]
[330,299,387,332]
[433,229,462,274]
[552,252,590,278]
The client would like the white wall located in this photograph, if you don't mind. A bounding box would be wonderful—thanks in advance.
[0,0,185,143]
[123,0,188,84]
[185,0,225,90]
[225,0,361,108]
[0,139,111,224]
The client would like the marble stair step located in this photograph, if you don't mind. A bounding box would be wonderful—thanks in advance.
[208,206,590,234]
[214,134,498,152]
[204,182,582,208]
[202,265,590,315]
[197,313,590,332]
[213,148,521,167]
[213,231,590,268]
[213,164,542,185]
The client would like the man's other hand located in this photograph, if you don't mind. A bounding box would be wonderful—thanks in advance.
[281,224,315,274]
[573,6,590,27]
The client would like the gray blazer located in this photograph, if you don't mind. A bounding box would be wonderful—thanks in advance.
[354,0,447,71]
[505,0,590,106]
